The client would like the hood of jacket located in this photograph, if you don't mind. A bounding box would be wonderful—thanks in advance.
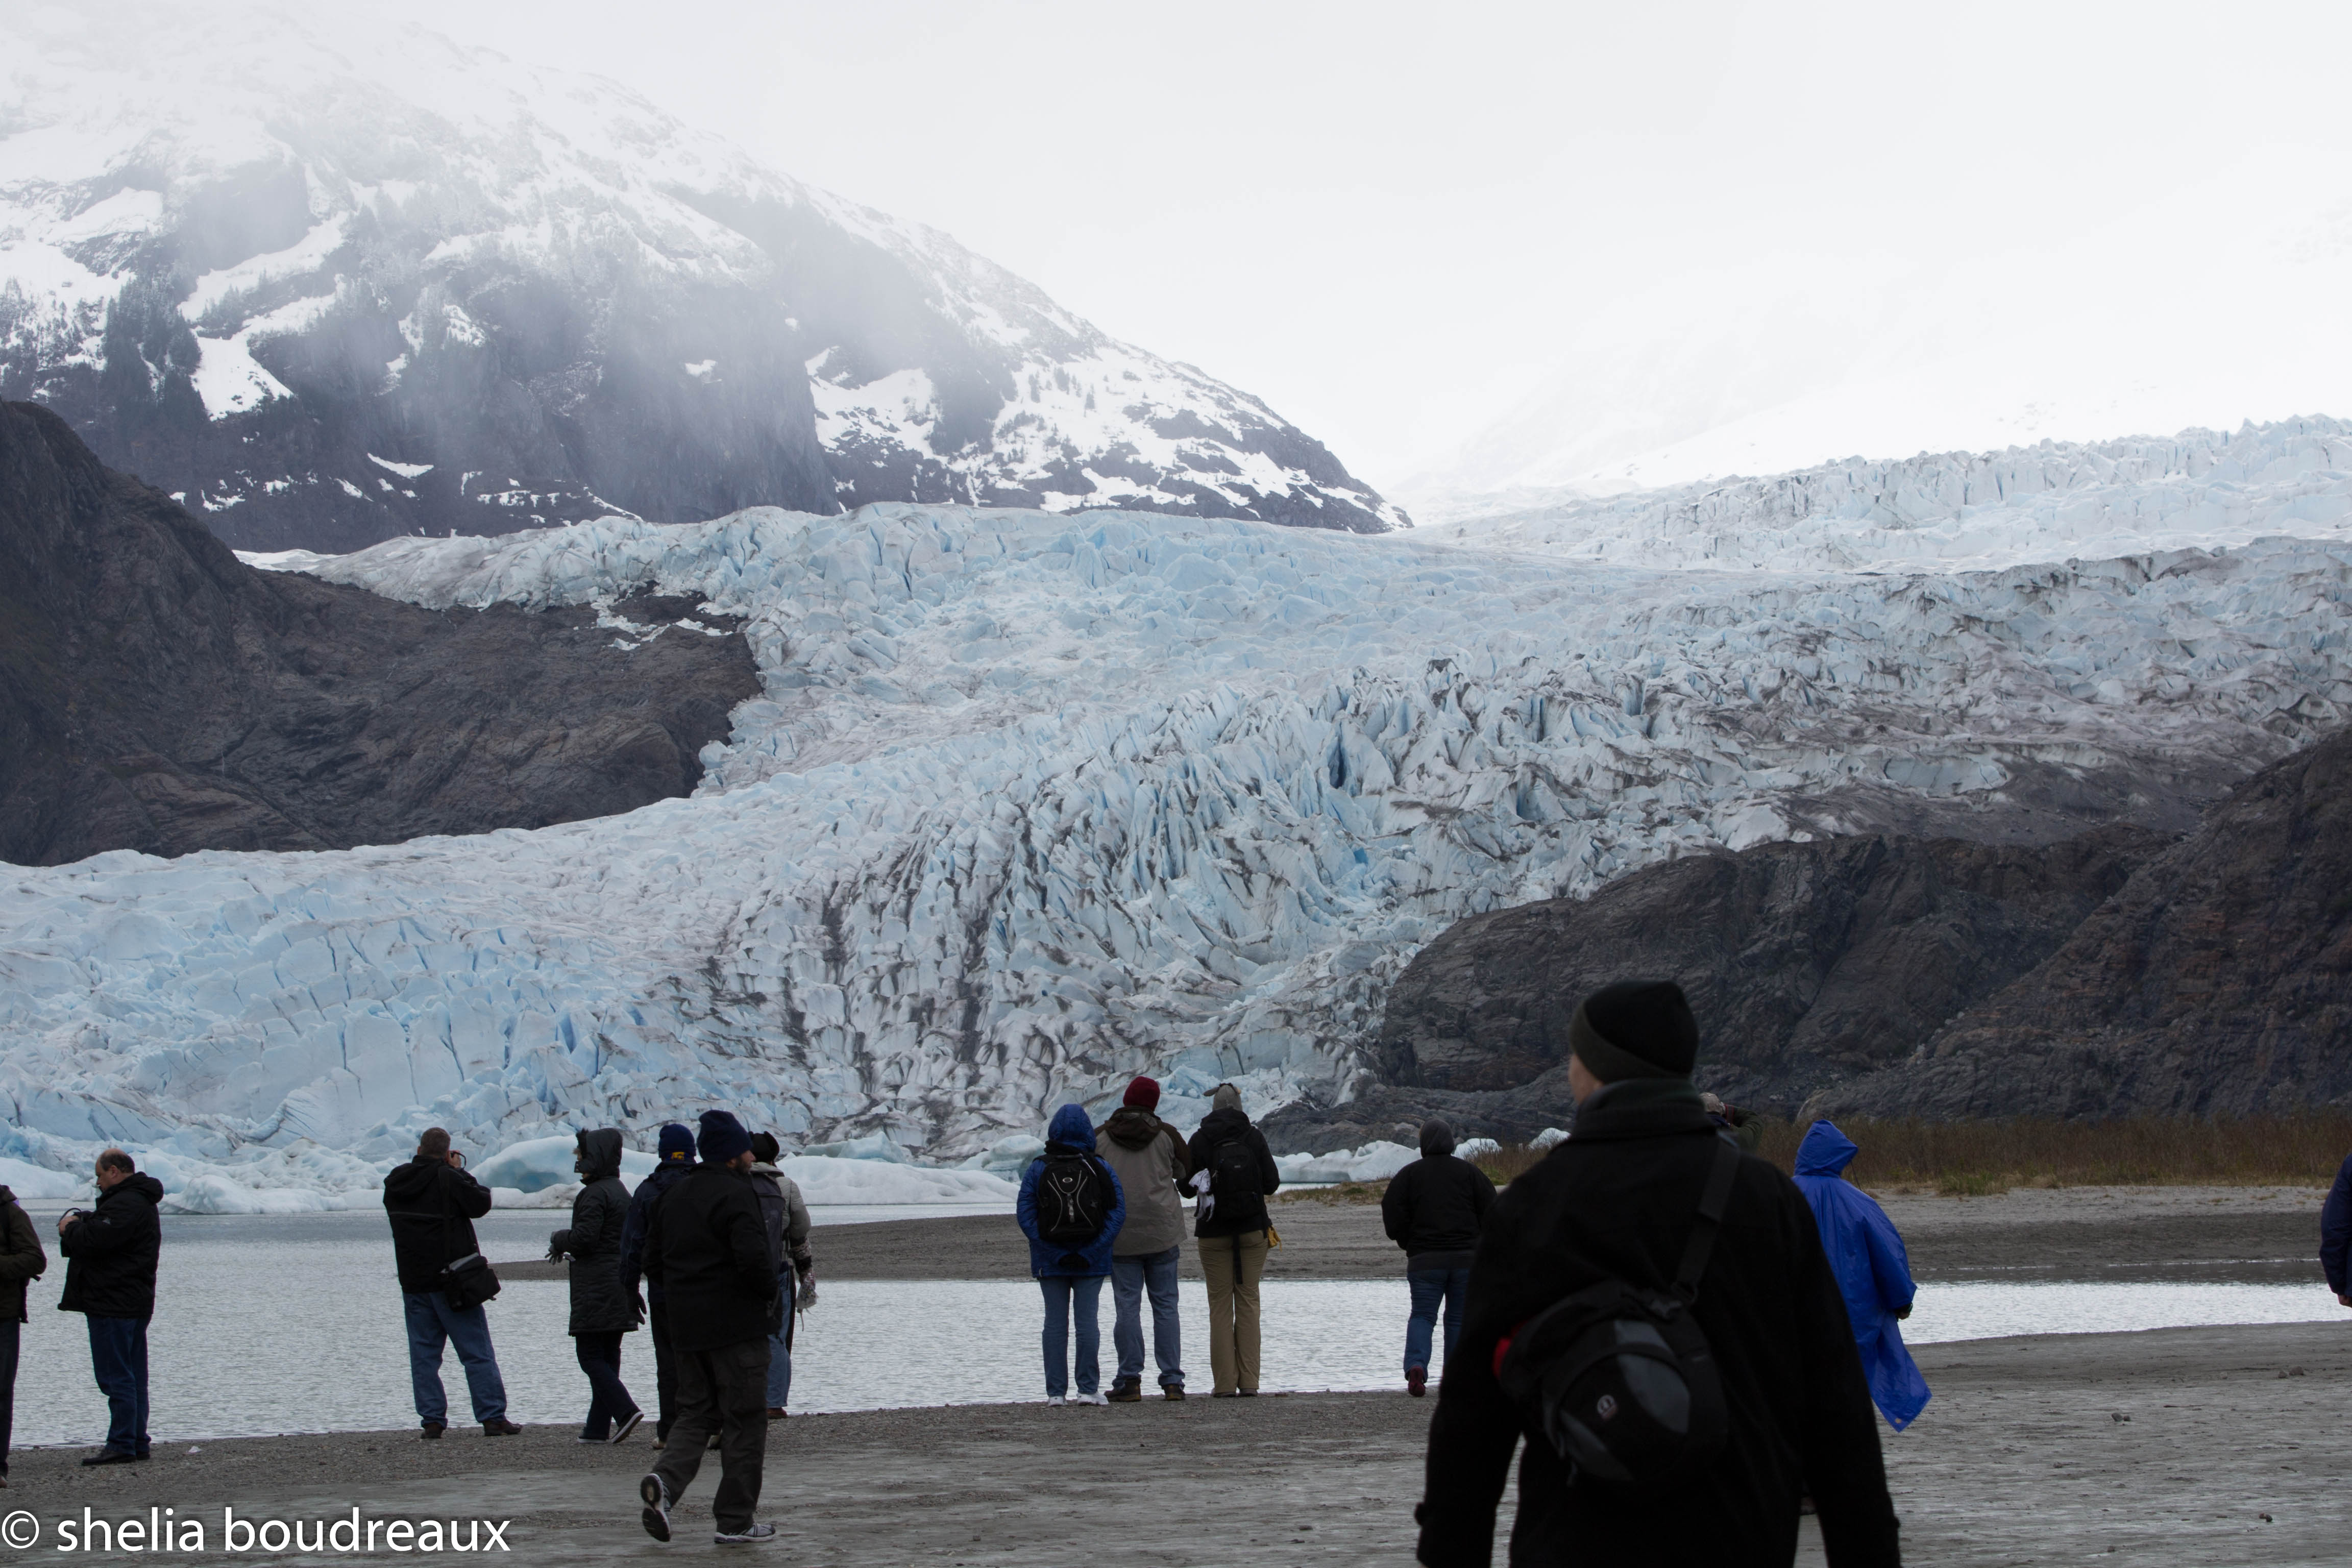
[1046,1102,1098,1153]
[1194,1105,1254,1145]
[101,1172,165,1209]
[576,1128,625,1183]
[1796,1119,1859,1178]
[0,1185,14,1208]
[1102,1107,1167,1150]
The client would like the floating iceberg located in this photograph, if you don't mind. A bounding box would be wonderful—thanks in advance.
[1280,1141,1420,1185]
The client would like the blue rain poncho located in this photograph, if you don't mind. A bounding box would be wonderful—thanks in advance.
[1792,1120,1931,1430]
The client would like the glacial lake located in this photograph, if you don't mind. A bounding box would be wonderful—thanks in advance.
[8,1212,2339,1449]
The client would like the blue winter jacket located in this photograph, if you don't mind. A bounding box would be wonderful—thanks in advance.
[2322,1153,2352,1296]
[1016,1104,1125,1279]
[1792,1120,1931,1430]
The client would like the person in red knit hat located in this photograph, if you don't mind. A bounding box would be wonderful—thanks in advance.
[1094,1077,1193,1400]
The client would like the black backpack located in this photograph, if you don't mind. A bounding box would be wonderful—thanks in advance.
[1496,1137,1741,1491]
[1207,1135,1260,1204]
[1036,1151,1111,1246]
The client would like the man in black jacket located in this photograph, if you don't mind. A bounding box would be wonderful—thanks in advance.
[620,1123,697,1444]
[1381,1119,1497,1396]
[1184,1084,1282,1398]
[0,1179,48,1483]
[57,1148,163,1465]
[637,1111,780,1547]
[382,1129,519,1439]
[1415,982,1900,1568]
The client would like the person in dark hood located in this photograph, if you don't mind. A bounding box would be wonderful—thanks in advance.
[57,1148,164,1465]
[620,1123,697,1446]
[1380,1119,1496,1396]
[1095,1076,1191,1401]
[1793,1121,1929,1432]
[636,1111,781,1547]
[745,1133,814,1419]
[382,1128,519,1439]
[1184,1084,1282,1397]
[1415,982,1900,1567]
[549,1129,644,1443]
[0,1180,47,1485]
[1015,1104,1125,1404]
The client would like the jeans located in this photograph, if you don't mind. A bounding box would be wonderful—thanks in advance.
[0,1317,16,1475]
[765,1272,794,1409]
[1110,1246,1185,1387]
[86,1315,151,1457]
[401,1291,508,1427]
[1405,1267,1472,1375]
[575,1330,638,1439]
[1037,1275,1105,1398]
[1198,1230,1268,1395]
[652,1337,771,1535]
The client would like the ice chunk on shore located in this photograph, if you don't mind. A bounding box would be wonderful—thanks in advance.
[1530,1129,1570,1150]
[0,1156,86,1200]
[1280,1141,1419,1184]
[770,1157,1015,1206]
[472,1135,657,1194]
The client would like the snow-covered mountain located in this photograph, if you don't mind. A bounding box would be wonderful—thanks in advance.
[0,8,1404,554]
[3,439,2350,1204]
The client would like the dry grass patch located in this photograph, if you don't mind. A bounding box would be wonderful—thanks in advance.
[1751,1114,2352,1193]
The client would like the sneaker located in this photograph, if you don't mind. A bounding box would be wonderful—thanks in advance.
[1106,1378,1143,1403]
[1043,1395,1067,1406]
[80,1450,137,1467]
[576,1435,606,1444]
[420,1423,445,1441]
[713,1522,777,1546]
[1077,1391,1110,1406]
[483,1419,522,1436]
[611,1410,645,1444]
[639,1474,672,1542]
[1407,1366,1428,1398]
[1161,1384,1187,1401]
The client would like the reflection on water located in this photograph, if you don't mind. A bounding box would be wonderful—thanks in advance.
[9,1214,2338,1447]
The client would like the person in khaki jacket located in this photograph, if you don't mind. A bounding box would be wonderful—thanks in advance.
[1095,1077,1192,1401]
[0,1184,47,1485]
[1183,1084,1282,1396]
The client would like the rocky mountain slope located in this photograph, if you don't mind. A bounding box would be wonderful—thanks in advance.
[0,10,1403,555]
[0,400,758,865]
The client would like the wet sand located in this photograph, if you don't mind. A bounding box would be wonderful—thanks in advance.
[9,1321,2344,1564]
[755,1184,2328,1285]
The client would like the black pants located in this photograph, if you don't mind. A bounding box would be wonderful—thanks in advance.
[651,1336,770,1535]
[0,1318,17,1477]
[649,1299,679,1439]
[574,1330,638,1440]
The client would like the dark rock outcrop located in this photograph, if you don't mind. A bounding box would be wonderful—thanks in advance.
[1825,727,2352,1118]
[0,400,761,866]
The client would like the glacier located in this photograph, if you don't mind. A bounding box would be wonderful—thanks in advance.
[3,455,2351,1207]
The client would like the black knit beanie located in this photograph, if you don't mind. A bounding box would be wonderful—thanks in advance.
[1569,980,1700,1082]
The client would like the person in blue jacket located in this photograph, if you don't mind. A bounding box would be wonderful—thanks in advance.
[1015,1105,1125,1405]
[1791,1120,1931,1430]
[2322,1150,2352,1308]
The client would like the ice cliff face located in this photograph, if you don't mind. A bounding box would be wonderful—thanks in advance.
[3,476,2349,1197]
[0,9,1402,555]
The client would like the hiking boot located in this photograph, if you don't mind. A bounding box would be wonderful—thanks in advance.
[713,1522,776,1546]
[420,1423,445,1440]
[1161,1384,1187,1401]
[1407,1366,1428,1398]
[1238,1388,1259,1398]
[765,1407,787,1420]
[1106,1378,1143,1403]
[80,1450,137,1467]
[483,1419,522,1436]
[639,1474,672,1542]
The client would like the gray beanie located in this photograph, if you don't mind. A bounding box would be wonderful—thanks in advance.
[1210,1083,1243,1113]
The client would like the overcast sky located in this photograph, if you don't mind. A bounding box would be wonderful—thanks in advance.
[244,2,2352,496]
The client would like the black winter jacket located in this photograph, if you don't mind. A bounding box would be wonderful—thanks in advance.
[383,1157,495,1294]
[1415,1080,1900,1568]
[58,1173,164,1319]
[0,1188,48,1323]
[642,1163,777,1353]
[1185,1108,1282,1239]
[621,1159,696,1303]
[1381,1153,1497,1270]
[551,1130,638,1336]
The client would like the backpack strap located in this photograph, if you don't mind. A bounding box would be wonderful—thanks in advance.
[1671,1138,1742,1304]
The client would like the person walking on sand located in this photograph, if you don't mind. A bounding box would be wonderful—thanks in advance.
[1380,1119,1496,1397]
[745,1133,815,1419]
[1017,1104,1125,1405]
[0,1180,44,1485]
[2323,1148,2352,1310]
[58,1148,163,1466]
[636,1111,782,1546]
[1096,1076,1191,1402]
[1185,1083,1282,1398]
[1416,981,1900,1567]
[621,1123,698,1447]
[549,1129,645,1444]
[1793,1120,1930,1433]
[383,1129,520,1440]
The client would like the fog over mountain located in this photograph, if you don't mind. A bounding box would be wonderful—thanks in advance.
[0,8,1404,554]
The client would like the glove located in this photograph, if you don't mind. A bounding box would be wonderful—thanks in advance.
[797,1272,818,1310]
[630,1288,647,1325]
[544,1236,566,1262]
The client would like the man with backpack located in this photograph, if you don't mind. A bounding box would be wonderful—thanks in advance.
[1015,1104,1125,1405]
[1184,1083,1282,1398]
[1380,1119,1496,1396]
[382,1129,520,1440]
[745,1133,814,1418]
[1415,981,1900,1567]
[1095,1076,1192,1401]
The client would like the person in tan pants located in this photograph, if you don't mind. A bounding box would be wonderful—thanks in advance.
[1184,1084,1283,1395]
